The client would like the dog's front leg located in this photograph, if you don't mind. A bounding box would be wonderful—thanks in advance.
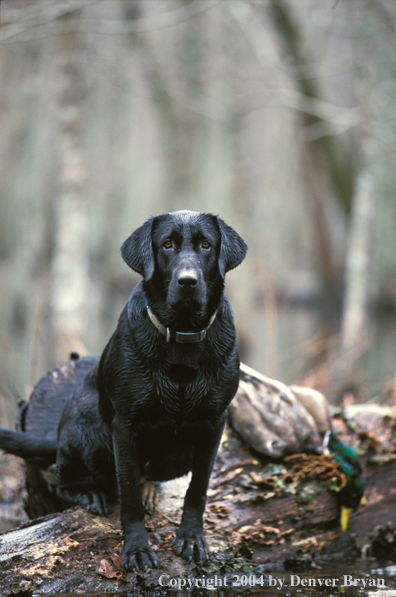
[112,416,159,572]
[173,412,227,564]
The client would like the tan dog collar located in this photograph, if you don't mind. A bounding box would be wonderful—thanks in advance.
[145,302,217,344]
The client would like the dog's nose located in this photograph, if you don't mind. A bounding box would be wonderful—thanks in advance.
[177,271,198,288]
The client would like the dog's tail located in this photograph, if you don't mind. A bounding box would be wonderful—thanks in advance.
[0,427,57,461]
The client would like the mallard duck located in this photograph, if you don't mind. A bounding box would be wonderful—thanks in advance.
[323,430,366,531]
[229,363,323,459]
[229,364,365,530]
[289,384,332,437]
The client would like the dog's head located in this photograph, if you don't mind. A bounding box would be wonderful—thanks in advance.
[121,210,247,326]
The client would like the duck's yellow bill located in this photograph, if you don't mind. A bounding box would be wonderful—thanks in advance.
[360,495,367,506]
[340,506,353,531]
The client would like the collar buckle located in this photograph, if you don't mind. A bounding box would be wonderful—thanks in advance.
[175,330,206,343]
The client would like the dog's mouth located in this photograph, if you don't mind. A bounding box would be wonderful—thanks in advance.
[165,296,209,332]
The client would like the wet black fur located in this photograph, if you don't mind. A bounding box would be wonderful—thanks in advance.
[0,211,247,572]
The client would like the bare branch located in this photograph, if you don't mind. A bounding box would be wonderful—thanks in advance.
[228,0,362,138]
[1,0,222,43]
[1,0,97,41]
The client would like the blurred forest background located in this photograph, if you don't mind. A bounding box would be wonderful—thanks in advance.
[1,0,396,428]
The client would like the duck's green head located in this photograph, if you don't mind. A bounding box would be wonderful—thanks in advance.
[324,431,366,530]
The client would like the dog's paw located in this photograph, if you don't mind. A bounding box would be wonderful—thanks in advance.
[122,539,159,572]
[79,491,110,515]
[57,487,110,515]
[173,531,208,564]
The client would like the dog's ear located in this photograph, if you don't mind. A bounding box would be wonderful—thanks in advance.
[217,216,248,277]
[121,217,155,279]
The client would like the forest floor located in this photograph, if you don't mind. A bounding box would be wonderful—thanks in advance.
[0,411,395,595]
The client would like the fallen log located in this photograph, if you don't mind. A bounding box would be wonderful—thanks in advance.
[0,360,395,594]
[1,424,396,594]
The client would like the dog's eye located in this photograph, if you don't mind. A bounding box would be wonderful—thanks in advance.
[164,240,173,250]
[201,240,210,249]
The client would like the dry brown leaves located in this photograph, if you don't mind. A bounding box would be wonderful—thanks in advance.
[210,504,229,518]
[161,530,175,549]
[284,453,346,489]
[234,520,295,547]
[98,552,125,579]
[292,536,326,553]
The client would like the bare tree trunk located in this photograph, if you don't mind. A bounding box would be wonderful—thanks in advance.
[340,162,374,353]
[229,0,353,303]
[265,0,355,301]
[51,13,90,363]
[331,138,376,400]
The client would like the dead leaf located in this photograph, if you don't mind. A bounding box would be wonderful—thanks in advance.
[98,558,123,580]
[64,536,79,549]
[279,528,295,538]
[261,525,280,535]
[211,467,243,487]
[210,504,229,518]
[107,552,124,570]
[161,530,175,548]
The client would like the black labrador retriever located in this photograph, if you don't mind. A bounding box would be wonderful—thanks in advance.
[0,210,247,571]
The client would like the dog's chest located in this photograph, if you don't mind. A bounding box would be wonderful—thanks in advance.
[148,362,216,421]
[167,364,199,384]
